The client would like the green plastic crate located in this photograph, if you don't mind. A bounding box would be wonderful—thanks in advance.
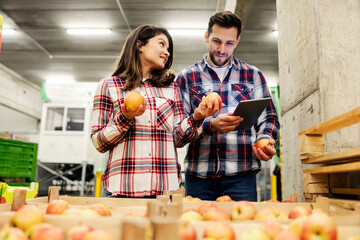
[0,139,38,182]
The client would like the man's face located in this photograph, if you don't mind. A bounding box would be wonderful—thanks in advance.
[205,24,240,67]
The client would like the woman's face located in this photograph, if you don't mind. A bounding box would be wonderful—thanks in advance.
[139,33,170,76]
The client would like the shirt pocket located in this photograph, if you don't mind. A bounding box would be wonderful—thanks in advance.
[155,97,175,132]
[231,83,254,103]
[189,84,210,107]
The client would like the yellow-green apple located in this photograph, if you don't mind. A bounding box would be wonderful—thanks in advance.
[216,195,232,202]
[0,225,28,240]
[9,205,45,231]
[26,223,56,240]
[288,215,309,235]
[180,209,203,222]
[205,92,222,107]
[238,228,270,240]
[288,205,312,219]
[179,221,197,240]
[183,196,193,202]
[191,197,202,202]
[274,229,301,240]
[198,202,218,216]
[231,201,257,221]
[255,139,273,155]
[254,207,288,221]
[61,208,81,216]
[202,207,230,221]
[89,203,111,216]
[67,224,94,240]
[302,211,337,240]
[83,230,116,240]
[203,222,235,240]
[78,209,100,217]
[124,91,144,111]
[46,199,69,215]
[259,220,284,239]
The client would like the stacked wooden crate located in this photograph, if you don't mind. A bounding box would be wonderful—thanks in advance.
[299,106,360,203]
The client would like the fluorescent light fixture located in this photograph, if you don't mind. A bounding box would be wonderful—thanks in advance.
[168,29,205,36]
[272,30,278,37]
[66,28,111,35]
[2,28,17,35]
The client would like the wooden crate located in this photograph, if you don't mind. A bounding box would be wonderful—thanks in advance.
[299,106,360,201]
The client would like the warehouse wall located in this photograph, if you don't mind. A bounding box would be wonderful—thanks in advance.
[277,0,360,200]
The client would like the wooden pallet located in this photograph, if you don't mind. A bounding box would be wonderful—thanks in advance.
[299,106,360,201]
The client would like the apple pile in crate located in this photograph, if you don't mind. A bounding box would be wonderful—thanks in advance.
[46,200,111,217]
[180,195,349,240]
[0,205,116,240]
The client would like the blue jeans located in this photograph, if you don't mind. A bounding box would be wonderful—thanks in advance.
[185,172,257,201]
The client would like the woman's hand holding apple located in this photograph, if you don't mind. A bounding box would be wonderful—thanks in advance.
[252,138,276,161]
[121,98,147,120]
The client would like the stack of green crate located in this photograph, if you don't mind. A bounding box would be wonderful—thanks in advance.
[0,138,38,186]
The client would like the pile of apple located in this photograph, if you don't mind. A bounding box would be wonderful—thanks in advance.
[179,198,343,240]
[46,200,112,217]
[0,205,116,240]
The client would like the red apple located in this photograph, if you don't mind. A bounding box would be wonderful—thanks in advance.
[238,228,270,240]
[259,220,284,239]
[67,224,94,240]
[10,205,45,232]
[302,211,337,240]
[205,92,222,107]
[83,230,116,240]
[46,200,69,215]
[202,207,230,221]
[216,195,232,202]
[283,200,295,203]
[26,223,56,240]
[179,221,197,240]
[124,91,144,111]
[180,209,203,222]
[0,225,28,240]
[198,202,218,216]
[274,229,301,240]
[231,201,257,221]
[288,205,312,219]
[34,227,65,240]
[254,207,288,221]
[288,215,309,235]
[255,139,273,155]
[203,222,235,240]
[89,203,111,216]
[183,196,193,202]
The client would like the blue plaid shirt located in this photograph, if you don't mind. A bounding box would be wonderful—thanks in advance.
[176,55,280,178]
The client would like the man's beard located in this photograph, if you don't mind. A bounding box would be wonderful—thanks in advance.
[210,52,230,67]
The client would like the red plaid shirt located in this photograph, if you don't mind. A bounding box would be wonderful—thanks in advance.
[91,76,203,197]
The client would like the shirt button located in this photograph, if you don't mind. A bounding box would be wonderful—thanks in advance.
[148,120,151,123]
[149,153,151,156]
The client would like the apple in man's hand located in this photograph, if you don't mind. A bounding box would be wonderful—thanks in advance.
[205,92,222,107]
[124,91,144,111]
[255,138,274,155]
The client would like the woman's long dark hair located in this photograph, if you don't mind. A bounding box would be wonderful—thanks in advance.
[112,24,175,91]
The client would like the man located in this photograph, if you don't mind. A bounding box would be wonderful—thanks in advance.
[175,11,280,201]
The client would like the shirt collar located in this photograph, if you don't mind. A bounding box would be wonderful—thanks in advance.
[201,54,240,72]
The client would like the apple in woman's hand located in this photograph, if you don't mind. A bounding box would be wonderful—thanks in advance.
[124,91,144,111]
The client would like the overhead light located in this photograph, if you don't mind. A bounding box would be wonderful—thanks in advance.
[66,28,111,35]
[2,28,17,35]
[168,29,205,36]
[272,30,278,37]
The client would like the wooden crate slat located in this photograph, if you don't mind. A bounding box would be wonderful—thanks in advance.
[331,188,360,196]
[301,147,360,164]
[303,161,360,174]
[298,134,325,156]
[298,106,360,135]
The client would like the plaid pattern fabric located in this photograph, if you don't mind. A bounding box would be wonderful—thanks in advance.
[91,76,203,197]
[176,55,280,178]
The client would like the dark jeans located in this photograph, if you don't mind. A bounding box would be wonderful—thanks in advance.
[185,172,257,201]
[104,188,156,199]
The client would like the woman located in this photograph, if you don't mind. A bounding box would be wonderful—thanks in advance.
[91,25,222,197]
